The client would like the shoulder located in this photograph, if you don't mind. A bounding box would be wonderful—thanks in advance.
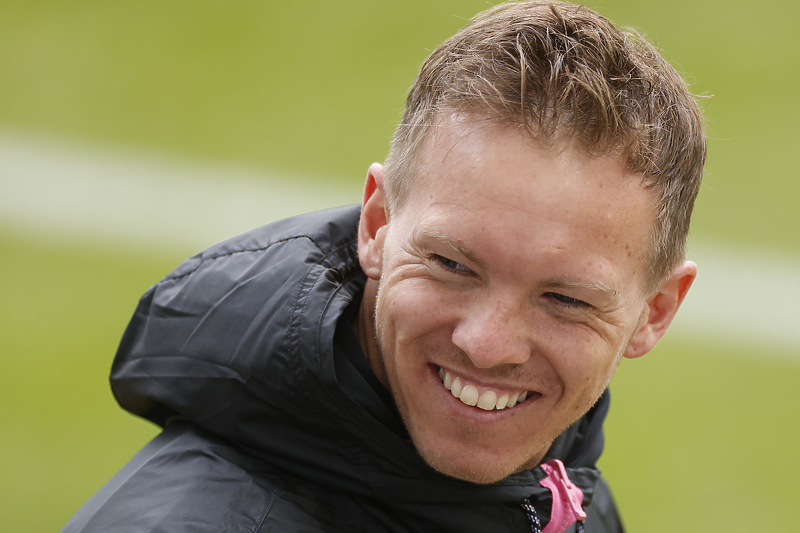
[110,206,365,427]
[125,205,363,353]
[59,423,331,533]
[162,205,361,291]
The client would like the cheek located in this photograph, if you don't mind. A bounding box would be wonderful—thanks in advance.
[378,279,460,344]
[542,323,624,398]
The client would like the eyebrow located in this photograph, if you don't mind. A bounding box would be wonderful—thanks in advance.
[541,279,618,299]
[419,229,486,267]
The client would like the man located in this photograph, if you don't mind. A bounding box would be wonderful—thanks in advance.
[61,1,704,532]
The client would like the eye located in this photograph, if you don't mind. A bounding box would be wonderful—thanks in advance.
[432,254,472,275]
[546,292,590,308]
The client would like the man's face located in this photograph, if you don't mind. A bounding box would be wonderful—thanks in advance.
[359,116,660,484]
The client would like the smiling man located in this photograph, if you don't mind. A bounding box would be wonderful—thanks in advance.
[62,2,705,533]
[356,115,690,487]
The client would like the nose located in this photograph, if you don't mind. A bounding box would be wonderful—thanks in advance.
[451,296,531,368]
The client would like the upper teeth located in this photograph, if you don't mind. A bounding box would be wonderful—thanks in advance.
[438,368,528,411]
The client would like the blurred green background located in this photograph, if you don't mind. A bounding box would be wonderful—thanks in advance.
[1,1,798,531]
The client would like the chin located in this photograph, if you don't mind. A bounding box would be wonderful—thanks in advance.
[422,452,525,485]
[410,433,542,485]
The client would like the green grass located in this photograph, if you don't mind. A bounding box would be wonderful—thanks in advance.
[2,1,799,531]
[602,336,800,531]
[0,0,490,186]
[0,231,176,530]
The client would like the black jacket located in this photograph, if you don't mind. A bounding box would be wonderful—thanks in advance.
[61,206,624,533]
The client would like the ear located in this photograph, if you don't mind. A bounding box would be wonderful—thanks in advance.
[358,163,389,280]
[623,261,697,359]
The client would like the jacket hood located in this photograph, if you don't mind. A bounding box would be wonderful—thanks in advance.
[111,206,607,509]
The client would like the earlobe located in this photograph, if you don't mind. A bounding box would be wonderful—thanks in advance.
[624,261,697,359]
[358,163,389,280]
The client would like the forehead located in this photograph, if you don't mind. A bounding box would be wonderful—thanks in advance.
[399,116,656,287]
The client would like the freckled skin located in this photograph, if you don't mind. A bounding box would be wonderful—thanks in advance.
[356,115,696,484]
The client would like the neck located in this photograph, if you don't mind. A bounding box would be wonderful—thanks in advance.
[355,278,388,387]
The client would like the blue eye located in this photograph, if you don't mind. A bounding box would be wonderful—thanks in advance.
[547,292,589,307]
[433,255,471,274]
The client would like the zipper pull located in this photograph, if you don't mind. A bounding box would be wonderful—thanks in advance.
[539,459,587,533]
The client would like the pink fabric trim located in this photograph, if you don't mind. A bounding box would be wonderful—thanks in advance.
[539,459,587,533]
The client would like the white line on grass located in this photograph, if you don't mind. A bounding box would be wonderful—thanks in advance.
[672,243,800,354]
[0,131,362,252]
[2,131,799,355]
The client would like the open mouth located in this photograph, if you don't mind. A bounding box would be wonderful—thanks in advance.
[437,367,534,411]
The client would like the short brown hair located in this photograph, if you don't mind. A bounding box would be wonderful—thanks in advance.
[384,0,706,288]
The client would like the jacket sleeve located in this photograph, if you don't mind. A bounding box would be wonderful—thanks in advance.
[59,422,285,533]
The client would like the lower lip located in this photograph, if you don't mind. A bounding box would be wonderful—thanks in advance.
[427,364,539,422]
